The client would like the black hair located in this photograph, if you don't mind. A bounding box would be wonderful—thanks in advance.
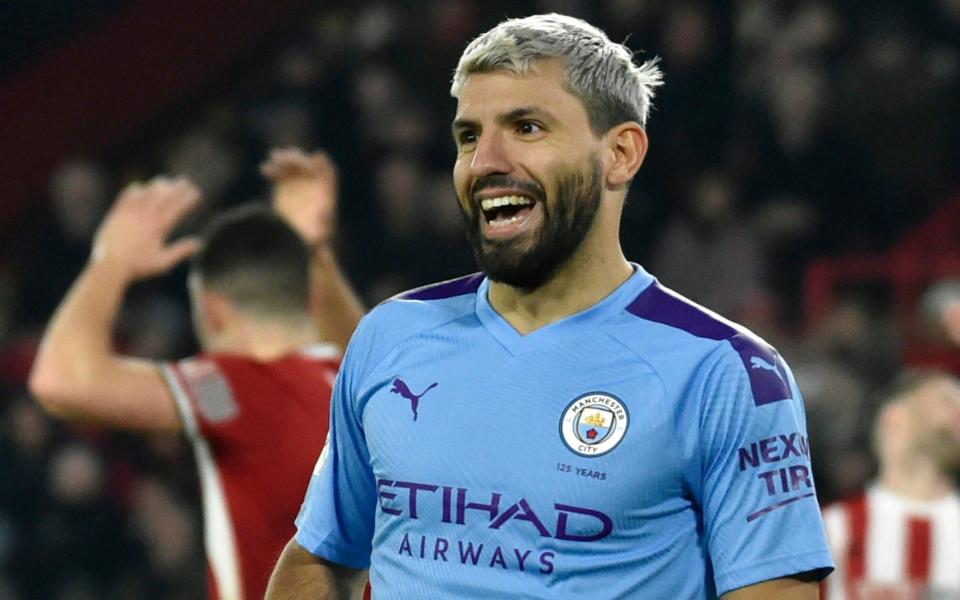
[191,204,310,318]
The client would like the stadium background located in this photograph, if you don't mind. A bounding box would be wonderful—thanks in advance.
[0,1,958,597]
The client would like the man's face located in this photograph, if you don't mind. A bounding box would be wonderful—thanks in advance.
[452,60,605,289]
[908,378,960,472]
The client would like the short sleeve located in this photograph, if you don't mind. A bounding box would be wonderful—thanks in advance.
[295,322,378,569]
[161,357,238,442]
[695,342,834,596]
[820,502,851,600]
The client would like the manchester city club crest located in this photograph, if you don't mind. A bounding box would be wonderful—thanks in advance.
[560,392,629,457]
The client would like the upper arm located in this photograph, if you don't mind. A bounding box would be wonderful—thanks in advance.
[693,341,833,594]
[30,354,181,433]
[722,576,820,599]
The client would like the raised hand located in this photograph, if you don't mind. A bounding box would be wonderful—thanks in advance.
[261,148,339,248]
[92,176,202,281]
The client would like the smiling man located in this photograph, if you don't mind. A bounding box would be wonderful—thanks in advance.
[267,14,833,600]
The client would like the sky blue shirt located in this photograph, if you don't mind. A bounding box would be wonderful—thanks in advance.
[296,265,834,598]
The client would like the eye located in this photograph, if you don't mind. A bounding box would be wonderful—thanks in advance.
[516,121,543,136]
[457,130,478,147]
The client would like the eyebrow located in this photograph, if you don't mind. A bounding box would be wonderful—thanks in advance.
[452,106,555,133]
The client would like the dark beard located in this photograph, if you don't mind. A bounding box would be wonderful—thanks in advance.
[462,157,603,290]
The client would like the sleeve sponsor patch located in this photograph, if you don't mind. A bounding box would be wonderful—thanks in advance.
[179,358,238,424]
[736,431,814,522]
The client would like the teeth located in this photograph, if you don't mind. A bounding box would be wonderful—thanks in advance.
[489,214,524,227]
[480,195,533,212]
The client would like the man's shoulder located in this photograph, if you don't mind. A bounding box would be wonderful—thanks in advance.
[168,353,228,383]
[614,280,779,365]
[172,346,338,389]
[210,344,340,369]
[176,350,302,370]
[166,348,336,433]
[361,273,483,338]
[392,272,485,303]
[612,279,794,406]
[622,281,762,346]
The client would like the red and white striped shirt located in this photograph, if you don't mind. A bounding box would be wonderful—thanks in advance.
[821,484,960,599]
[162,344,341,600]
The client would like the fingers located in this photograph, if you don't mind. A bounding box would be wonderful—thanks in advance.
[308,151,335,174]
[260,147,309,179]
[92,174,203,280]
[154,176,202,228]
[160,237,203,271]
[113,180,146,210]
[124,176,202,229]
[260,147,337,181]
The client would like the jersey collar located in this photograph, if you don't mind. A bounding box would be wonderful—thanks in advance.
[474,263,655,355]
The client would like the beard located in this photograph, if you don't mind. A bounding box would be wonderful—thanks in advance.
[915,428,960,473]
[462,156,603,290]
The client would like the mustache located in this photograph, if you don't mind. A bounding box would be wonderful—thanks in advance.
[471,175,545,202]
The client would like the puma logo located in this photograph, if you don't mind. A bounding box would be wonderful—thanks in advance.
[390,378,438,422]
[750,356,784,381]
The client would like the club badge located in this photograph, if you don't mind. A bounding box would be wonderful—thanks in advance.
[559,392,629,457]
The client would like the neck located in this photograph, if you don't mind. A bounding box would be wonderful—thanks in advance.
[487,240,633,335]
[210,317,317,361]
[879,455,955,501]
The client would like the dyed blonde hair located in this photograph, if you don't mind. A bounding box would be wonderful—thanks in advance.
[451,13,663,133]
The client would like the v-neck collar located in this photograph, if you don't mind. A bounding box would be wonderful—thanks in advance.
[474,263,655,355]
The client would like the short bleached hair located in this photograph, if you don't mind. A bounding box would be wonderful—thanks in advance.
[450,13,663,133]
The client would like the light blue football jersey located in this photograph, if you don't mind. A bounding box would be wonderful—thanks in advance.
[296,265,834,599]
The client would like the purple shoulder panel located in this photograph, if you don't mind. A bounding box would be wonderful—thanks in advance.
[398,273,484,301]
[626,282,793,406]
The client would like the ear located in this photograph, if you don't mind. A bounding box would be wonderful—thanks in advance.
[199,289,234,334]
[604,122,648,189]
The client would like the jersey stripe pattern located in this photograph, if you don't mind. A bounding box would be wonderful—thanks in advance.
[821,484,960,599]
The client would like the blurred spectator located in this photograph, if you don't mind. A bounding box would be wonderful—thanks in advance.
[903,278,960,375]
[162,126,243,202]
[128,477,202,591]
[117,294,194,361]
[28,443,144,599]
[821,370,960,598]
[48,159,110,244]
[652,170,767,320]
[376,155,427,240]
[1,398,54,532]
[921,279,960,347]
[12,159,111,327]
[836,12,958,236]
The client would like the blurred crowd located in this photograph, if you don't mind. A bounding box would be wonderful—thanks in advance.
[1,0,959,597]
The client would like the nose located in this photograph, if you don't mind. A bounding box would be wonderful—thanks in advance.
[470,130,513,179]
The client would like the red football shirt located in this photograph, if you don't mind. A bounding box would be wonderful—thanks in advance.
[162,344,339,600]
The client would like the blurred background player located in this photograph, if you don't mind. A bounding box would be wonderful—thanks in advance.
[28,149,364,600]
[821,370,960,599]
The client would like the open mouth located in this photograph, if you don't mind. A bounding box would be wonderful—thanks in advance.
[479,194,536,229]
